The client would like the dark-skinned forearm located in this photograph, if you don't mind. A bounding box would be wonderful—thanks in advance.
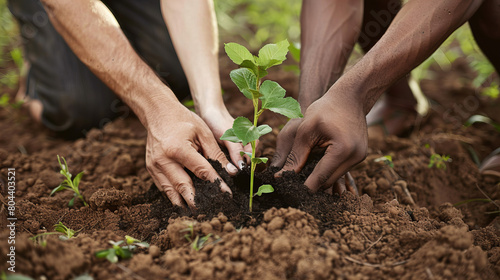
[299,0,363,110]
[41,0,180,129]
[334,0,483,114]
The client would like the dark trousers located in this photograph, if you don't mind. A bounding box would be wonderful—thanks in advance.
[8,0,189,138]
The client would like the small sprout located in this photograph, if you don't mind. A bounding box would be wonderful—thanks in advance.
[54,221,76,240]
[254,184,274,197]
[95,236,149,263]
[374,155,394,168]
[180,222,213,251]
[464,114,500,131]
[428,154,452,169]
[51,155,88,207]
[221,40,303,211]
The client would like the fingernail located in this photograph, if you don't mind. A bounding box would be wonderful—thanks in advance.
[238,160,246,169]
[221,182,233,196]
[226,163,238,174]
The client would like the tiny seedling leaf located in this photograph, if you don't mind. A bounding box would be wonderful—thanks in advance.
[68,197,75,207]
[225,43,255,66]
[232,117,260,146]
[220,128,242,143]
[464,114,500,131]
[125,235,139,245]
[240,151,253,158]
[255,184,274,196]
[230,68,257,100]
[106,249,118,263]
[256,39,290,69]
[50,185,68,196]
[95,250,109,258]
[73,172,84,188]
[251,157,268,165]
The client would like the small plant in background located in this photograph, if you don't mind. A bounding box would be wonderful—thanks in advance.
[428,154,452,170]
[374,155,394,168]
[54,221,77,240]
[29,222,78,246]
[220,39,303,212]
[180,222,216,251]
[95,235,149,263]
[51,155,88,207]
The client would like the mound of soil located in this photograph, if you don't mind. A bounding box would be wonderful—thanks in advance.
[0,57,499,279]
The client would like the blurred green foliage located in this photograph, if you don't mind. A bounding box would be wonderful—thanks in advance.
[0,0,23,90]
[214,0,301,50]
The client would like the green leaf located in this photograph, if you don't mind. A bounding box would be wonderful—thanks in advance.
[5,274,35,280]
[135,242,150,248]
[256,39,290,69]
[260,80,286,106]
[264,97,303,119]
[240,60,267,80]
[232,117,260,146]
[118,248,133,259]
[106,249,118,263]
[68,197,75,208]
[464,114,500,131]
[230,68,257,99]
[220,128,242,143]
[225,43,255,66]
[73,172,84,188]
[240,151,253,158]
[251,157,268,165]
[125,235,139,245]
[255,184,274,196]
[257,125,272,137]
[50,185,68,196]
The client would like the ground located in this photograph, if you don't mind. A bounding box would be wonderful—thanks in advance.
[0,54,499,280]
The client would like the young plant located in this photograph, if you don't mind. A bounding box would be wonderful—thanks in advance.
[220,39,303,212]
[29,222,78,246]
[374,155,394,168]
[95,235,149,263]
[180,222,214,251]
[51,155,88,207]
[428,154,452,170]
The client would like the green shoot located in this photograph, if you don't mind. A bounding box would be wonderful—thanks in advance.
[220,39,303,211]
[428,154,452,170]
[374,155,394,168]
[95,235,149,263]
[51,155,88,207]
[180,222,215,251]
[54,221,77,240]
[464,115,500,131]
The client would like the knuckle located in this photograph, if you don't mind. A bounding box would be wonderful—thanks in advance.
[285,150,300,168]
[193,166,212,181]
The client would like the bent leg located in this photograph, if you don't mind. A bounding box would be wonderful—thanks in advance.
[8,0,125,139]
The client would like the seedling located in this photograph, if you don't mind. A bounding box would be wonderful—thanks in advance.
[374,155,394,168]
[54,221,77,240]
[29,222,78,246]
[95,235,149,263]
[180,222,213,251]
[220,39,303,211]
[51,155,88,207]
[428,154,452,170]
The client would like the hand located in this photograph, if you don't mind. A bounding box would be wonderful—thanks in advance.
[145,106,238,209]
[276,91,368,193]
[200,106,253,168]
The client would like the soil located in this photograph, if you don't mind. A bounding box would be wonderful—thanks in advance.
[0,55,500,280]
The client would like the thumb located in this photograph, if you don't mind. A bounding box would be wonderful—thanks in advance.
[277,134,311,176]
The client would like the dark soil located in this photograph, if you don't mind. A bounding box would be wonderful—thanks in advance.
[0,55,499,280]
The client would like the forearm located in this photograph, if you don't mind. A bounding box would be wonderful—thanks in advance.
[299,0,363,110]
[161,0,224,117]
[335,0,483,114]
[41,0,181,129]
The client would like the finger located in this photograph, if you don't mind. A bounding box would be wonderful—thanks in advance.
[154,161,197,209]
[345,172,358,195]
[200,134,238,176]
[277,134,312,176]
[223,140,246,171]
[304,145,348,192]
[148,165,189,208]
[271,127,296,168]
[175,148,233,195]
